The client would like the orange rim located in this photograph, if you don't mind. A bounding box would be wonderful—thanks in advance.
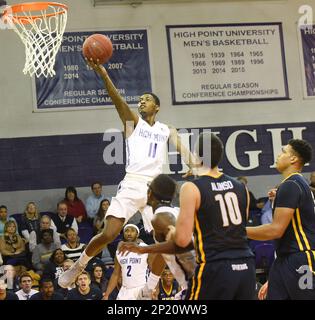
[3,2,68,24]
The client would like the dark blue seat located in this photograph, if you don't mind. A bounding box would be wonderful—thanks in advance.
[78,221,94,244]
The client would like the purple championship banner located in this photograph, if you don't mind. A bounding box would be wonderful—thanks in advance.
[166,23,289,105]
[34,29,151,110]
[0,121,313,192]
[300,25,315,97]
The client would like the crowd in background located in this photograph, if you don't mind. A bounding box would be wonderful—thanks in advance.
[1,172,314,300]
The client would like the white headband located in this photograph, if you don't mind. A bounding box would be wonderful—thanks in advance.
[123,224,140,235]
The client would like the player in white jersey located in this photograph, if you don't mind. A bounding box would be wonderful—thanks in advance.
[103,224,149,300]
[59,60,199,289]
[119,174,196,299]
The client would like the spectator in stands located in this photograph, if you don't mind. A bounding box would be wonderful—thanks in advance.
[30,278,64,300]
[63,258,75,271]
[90,264,108,293]
[85,182,106,222]
[20,202,41,243]
[51,201,78,241]
[29,215,61,252]
[15,272,38,300]
[32,229,60,275]
[2,264,20,292]
[0,279,18,300]
[12,265,41,291]
[154,266,179,300]
[309,171,315,197]
[0,205,18,237]
[26,268,41,290]
[261,187,277,225]
[84,255,106,276]
[0,220,28,267]
[64,186,87,224]
[93,199,110,235]
[67,270,102,300]
[260,200,273,225]
[43,248,66,280]
[237,176,259,210]
[61,228,86,262]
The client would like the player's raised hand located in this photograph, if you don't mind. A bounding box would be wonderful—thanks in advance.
[85,57,107,76]
[268,188,277,202]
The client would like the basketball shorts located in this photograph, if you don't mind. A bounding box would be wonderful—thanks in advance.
[116,285,145,300]
[268,252,315,300]
[105,173,154,232]
[186,257,256,300]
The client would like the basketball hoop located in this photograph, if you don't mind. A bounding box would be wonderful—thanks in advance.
[2,2,68,77]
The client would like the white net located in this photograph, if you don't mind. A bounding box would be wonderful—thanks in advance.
[5,3,67,78]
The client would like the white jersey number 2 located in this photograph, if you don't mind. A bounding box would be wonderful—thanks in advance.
[215,192,242,227]
[126,265,132,277]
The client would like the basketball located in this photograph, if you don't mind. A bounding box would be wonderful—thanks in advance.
[82,34,113,64]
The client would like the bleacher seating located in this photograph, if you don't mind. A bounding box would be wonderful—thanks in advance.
[10,212,94,244]
[77,221,94,244]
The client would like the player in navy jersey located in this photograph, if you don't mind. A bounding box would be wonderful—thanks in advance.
[59,59,199,289]
[156,267,179,300]
[247,139,315,299]
[174,132,256,300]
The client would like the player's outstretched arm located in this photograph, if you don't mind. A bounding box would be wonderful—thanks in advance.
[103,256,121,300]
[246,207,294,241]
[86,58,139,130]
[118,242,143,255]
[175,182,200,248]
[168,126,201,178]
[119,239,193,255]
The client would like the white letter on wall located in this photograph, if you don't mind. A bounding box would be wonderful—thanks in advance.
[226,130,261,170]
